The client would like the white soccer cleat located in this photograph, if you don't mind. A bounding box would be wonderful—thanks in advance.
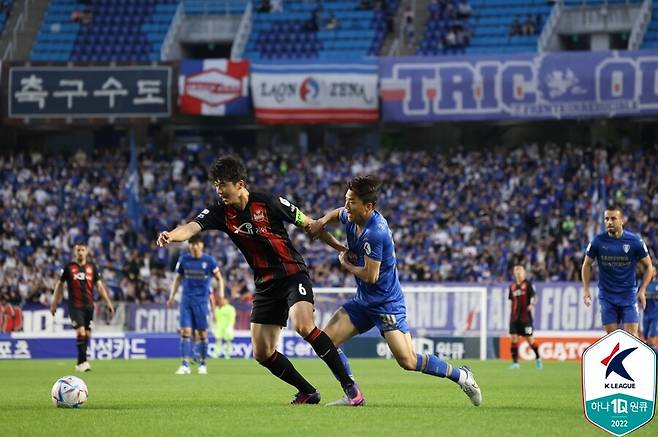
[75,361,91,372]
[458,365,482,406]
[198,365,208,375]
[175,365,191,375]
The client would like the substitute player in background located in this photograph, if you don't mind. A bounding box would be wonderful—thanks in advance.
[508,262,542,369]
[50,241,114,372]
[582,205,653,336]
[306,175,482,407]
[214,295,236,359]
[643,265,658,354]
[157,156,358,404]
[167,235,222,375]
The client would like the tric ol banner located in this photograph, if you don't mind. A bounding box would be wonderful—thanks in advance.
[179,59,250,116]
[380,50,658,122]
[250,61,379,124]
[8,65,172,118]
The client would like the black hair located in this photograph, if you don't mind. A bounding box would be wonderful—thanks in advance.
[347,175,381,206]
[188,234,203,245]
[605,204,624,216]
[209,155,248,184]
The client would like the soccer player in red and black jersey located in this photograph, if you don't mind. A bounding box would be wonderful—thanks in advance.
[508,262,541,369]
[50,241,115,372]
[157,156,361,405]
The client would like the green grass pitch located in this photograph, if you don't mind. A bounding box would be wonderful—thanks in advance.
[1,359,656,436]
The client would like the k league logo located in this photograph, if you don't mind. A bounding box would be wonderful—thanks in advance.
[582,330,656,436]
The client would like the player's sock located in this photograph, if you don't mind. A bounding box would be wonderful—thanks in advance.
[337,347,353,378]
[415,353,462,383]
[530,342,540,359]
[197,338,208,365]
[304,327,354,388]
[259,350,316,394]
[76,334,86,365]
[511,341,519,363]
[225,340,232,359]
[181,336,192,365]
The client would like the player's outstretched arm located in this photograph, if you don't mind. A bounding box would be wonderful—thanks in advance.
[637,256,653,310]
[318,230,349,253]
[214,268,225,299]
[157,222,202,247]
[167,274,182,307]
[581,255,594,307]
[50,280,64,316]
[96,280,115,316]
[305,208,343,239]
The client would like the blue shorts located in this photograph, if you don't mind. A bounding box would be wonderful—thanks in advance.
[599,295,639,326]
[180,300,209,331]
[342,299,409,336]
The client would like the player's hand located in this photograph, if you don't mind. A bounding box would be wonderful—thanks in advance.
[638,290,647,311]
[527,304,534,313]
[583,288,592,307]
[338,250,357,266]
[50,304,57,316]
[157,231,171,247]
[166,298,175,308]
[304,219,325,240]
[107,305,115,317]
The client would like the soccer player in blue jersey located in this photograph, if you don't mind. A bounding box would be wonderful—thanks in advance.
[642,266,658,354]
[582,205,654,337]
[306,175,482,407]
[167,235,224,375]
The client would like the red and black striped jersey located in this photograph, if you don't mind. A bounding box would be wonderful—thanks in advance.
[60,262,100,308]
[193,191,308,286]
[508,280,535,323]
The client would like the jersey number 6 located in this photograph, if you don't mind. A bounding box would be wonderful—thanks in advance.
[298,283,307,296]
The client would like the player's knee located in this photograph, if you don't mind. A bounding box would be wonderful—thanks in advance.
[253,347,275,363]
[294,323,315,338]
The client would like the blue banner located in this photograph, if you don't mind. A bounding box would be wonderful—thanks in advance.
[0,333,319,360]
[8,65,172,118]
[380,50,658,121]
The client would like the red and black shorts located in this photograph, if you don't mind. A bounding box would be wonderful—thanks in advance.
[69,306,94,330]
[251,272,314,327]
[509,319,533,336]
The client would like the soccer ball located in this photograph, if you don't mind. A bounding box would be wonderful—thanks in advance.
[51,376,88,408]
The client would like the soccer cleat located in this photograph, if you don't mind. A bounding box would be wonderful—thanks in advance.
[198,365,208,375]
[175,365,191,375]
[75,361,91,372]
[326,384,366,407]
[290,391,321,405]
[458,365,482,406]
[535,359,543,369]
[509,363,520,369]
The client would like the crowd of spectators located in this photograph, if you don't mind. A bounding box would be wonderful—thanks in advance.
[1,142,656,311]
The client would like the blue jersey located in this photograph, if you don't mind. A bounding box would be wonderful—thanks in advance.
[340,208,404,310]
[175,253,218,302]
[585,230,649,303]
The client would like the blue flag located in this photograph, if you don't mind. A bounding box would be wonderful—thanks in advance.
[126,134,141,230]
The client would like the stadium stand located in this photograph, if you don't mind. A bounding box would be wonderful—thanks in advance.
[641,0,658,49]
[31,0,179,62]
[242,0,395,60]
[1,142,657,306]
[467,0,552,54]
[0,0,14,36]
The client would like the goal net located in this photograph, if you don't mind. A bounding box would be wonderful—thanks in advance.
[314,285,488,360]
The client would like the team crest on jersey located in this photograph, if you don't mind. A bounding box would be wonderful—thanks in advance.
[252,207,266,223]
[202,262,207,269]
[364,241,372,255]
[623,244,630,253]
